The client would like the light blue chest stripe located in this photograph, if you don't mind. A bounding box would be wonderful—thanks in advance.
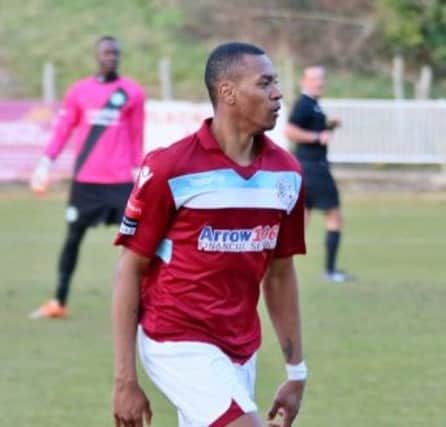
[155,238,173,263]
[168,169,301,209]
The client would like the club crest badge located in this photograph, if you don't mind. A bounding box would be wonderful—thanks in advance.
[276,175,297,213]
[111,91,126,107]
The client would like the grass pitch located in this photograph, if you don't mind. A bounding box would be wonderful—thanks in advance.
[1,187,445,426]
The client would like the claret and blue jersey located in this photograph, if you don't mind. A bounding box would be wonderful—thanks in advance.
[115,119,306,363]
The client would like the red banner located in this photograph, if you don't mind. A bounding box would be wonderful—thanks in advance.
[0,101,74,182]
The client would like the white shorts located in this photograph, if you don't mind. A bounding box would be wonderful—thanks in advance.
[137,327,258,427]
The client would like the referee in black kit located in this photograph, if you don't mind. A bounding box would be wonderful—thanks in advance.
[285,65,353,283]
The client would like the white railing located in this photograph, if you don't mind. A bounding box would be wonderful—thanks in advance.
[322,99,446,164]
[1,99,445,182]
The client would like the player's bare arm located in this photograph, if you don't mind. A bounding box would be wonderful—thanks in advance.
[263,256,306,427]
[284,122,332,145]
[112,248,152,427]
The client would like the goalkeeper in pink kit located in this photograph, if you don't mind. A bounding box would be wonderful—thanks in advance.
[30,36,145,319]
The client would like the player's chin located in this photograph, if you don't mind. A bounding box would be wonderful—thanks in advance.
[251,112,278,134]
[105,62,119,72]
[262,114,278,131]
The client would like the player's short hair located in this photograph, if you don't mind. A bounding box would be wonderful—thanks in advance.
[96,35,118,49]
[205,42,265,106]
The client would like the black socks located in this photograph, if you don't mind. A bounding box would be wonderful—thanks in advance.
[325,230,341,273]
[54,224,87,305]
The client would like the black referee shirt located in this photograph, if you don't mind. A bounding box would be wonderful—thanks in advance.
[288,93,328,161]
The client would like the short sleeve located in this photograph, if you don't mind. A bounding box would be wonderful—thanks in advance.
[114,150,175,258]
[274,180,306,258]
[288,98,310,128]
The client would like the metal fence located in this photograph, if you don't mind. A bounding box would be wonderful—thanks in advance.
[322,99,446,164]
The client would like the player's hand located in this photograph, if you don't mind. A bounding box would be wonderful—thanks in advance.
[327,117,342,129]
[319,130,332,145]
[267,380,305,427]
[113,379,152,427]
[30,156,52,194]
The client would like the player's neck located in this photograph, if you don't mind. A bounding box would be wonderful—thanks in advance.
[211,116,256,167]
[96,71,119,83]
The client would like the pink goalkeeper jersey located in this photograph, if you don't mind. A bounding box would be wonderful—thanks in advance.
[115,119,306,362]
[44,76,145,183]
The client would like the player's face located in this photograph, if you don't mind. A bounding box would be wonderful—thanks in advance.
[233,54,282,133]
[96,40,120,74]
[302,68,325,98]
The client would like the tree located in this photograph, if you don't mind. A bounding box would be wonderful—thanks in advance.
[376,0,446,67]
[376,0,446,98]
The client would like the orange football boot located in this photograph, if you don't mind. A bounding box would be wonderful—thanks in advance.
[29,299,68,319]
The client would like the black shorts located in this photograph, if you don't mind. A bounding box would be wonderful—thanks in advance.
[66,182,133,227]
[299,160,340,210]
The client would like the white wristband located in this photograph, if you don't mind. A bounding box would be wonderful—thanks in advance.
[286,361,308,381]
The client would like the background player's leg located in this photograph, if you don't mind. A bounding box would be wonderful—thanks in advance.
[29,221,89,319]
[55,222,89,305]
[226,412,263,427]
[324,207,342,273]
[323,207,353,282]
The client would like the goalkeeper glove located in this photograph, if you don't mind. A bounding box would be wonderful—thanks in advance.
[30,156,52,194]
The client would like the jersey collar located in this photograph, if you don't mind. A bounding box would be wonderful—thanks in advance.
[95,72,120,83]
[302,91,319,101]
[197,118,276,154]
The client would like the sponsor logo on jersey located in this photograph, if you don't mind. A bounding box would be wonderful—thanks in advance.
[198,224,279,252]
[119,216,139,236]
[188,174,226,187]
[120,196,144,235]
[138,166,153,189]
[86,108,121,126]
[124,196,144,219]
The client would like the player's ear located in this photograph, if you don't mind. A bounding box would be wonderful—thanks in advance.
[218,81,236,106]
